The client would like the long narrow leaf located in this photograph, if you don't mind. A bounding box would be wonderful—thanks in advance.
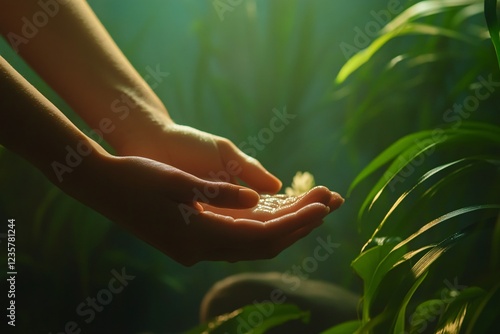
[336,23,472,84]
[348,130,437,195]
[384,0,482,33]
[393,272,429,334]
[464,281,500,334]
[320,320,362,334]
[185,304,310,334]
[361,205,500,319]
[485,0,500,66]
[362,158,472,250]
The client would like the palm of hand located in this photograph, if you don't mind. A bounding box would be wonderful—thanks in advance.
[201,187,344,221]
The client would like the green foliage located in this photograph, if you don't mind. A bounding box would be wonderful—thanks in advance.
[1,1,365,331]
[320,320,362,334]
[329,0,500,332]
[189,0,500,332]
[1,0,499,332]
[485,0,500,65]
[186,304,310,334]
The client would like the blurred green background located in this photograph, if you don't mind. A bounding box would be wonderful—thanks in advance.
[0,0,498,333]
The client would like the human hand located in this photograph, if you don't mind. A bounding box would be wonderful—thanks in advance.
[63,151,334,266]
[115,123,282,194]
[201,187,344,221]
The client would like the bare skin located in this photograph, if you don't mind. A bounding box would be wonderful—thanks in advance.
[202,188,344,220]
[0,1,344,266]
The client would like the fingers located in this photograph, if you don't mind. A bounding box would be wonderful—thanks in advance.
[218,139,282,194]
[195,203,329,262]
[143,161,260,209]
[116,156,261,209]
[260,202,329,237]
[200,186,343,220]
[199,202,329,245]
[328,191,345,212]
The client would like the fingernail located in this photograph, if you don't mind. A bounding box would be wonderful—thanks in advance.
[266,172,282,191]
[193,202,204,212]
[325,206,331,214]
[329,192,345,211]
[238,188,260,207]
[332,192,345,203]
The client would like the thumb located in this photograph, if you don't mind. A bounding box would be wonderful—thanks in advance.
[218,140,282,194]
[190,181,261,209]
[163,169,260,209]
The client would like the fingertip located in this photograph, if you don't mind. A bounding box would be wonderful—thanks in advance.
[246,170,282,194]
[194,201,204,212]
[265,172,282,194]
[238,188,260,207]
[329,192,345,211]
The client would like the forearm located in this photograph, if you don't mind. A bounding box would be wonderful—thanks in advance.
[0,0,171,152]
[0,55,106,185]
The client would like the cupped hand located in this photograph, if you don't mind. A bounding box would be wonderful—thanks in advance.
[201,186,344,221]
[115,123,282,194]
[63,152,334,266]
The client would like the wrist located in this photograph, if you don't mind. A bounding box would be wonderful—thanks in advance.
[105,95,174,154]
[44,137,112,187]
[111,108,176,156]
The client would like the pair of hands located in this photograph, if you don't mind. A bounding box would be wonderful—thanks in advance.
[71,124,343,266]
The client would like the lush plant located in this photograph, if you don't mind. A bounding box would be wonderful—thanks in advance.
[1,0,498,332]
[0,1,365,332]
[188,0,500,333]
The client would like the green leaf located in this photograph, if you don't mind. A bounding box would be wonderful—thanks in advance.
[410,299,447,334]
[362,158,474,248]
[464,281,500,333]
[336,0,479,85]
[356,131,446,222]
[354,126,500,226]
[393,272,429,334]
[409,286,485,334]
[348,130,437,196]
[435,303,468,333]
[384,0,482,33]
[336,23,472,84]
[400,205,500,243]
[361,205,500,320]
[352,240,400,282]
[485,0,500,67]
[320,320,362,334]
[185,304,310,334]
